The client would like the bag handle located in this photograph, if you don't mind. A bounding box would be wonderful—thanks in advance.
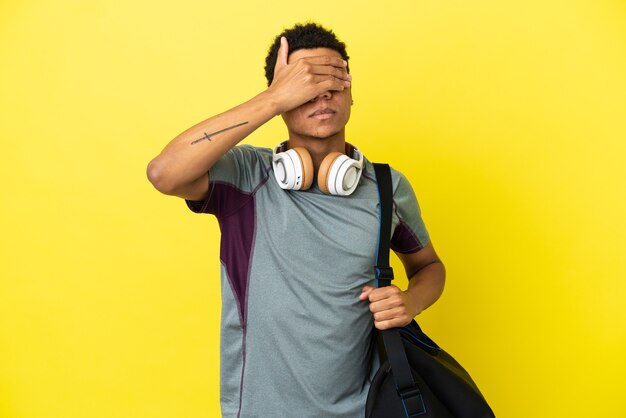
[372,163,427,417]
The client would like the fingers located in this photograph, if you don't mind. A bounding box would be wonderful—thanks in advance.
[374,317,411,331]
[274,36,289,76]
[369,295,403,313]
[362,285,414,330]
[372,303,413,330]
[315,75,351,92]
[299,54,348,69]
[309,63,352,81]
[297,57,350,87]
[372,307,408,322]
[367,286,402,303]
[359,285,375,301]
[279,36,289,66]
[360,285,399,304]
[275,43,350,82]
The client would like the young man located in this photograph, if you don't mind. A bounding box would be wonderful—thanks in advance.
[147,23,445,418]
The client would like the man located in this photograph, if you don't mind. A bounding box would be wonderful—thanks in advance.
[147,22,445,418]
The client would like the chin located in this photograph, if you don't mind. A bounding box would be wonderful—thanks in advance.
[309,128,342,139]
[308,121,346,138]
[286,116,348,140]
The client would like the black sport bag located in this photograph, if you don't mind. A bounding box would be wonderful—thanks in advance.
[366,163,495,418]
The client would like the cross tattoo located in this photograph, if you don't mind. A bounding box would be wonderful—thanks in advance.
[190,121,249,145]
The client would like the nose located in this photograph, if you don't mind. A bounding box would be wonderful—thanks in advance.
[310,91,332,102]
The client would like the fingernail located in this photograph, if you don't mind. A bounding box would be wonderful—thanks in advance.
[343,60,347,66]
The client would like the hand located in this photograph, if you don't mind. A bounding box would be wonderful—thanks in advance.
[267,36,352,114]
[359,285,419,330]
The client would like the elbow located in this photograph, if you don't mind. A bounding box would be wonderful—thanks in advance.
[434,261,446,299]
[146,157,177,195]
[432,259,446,286]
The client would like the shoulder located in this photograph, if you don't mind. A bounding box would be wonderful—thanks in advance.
[206,144,274,193]
[362,158,414,196]
[389,166,414,195]
[228,144,273,165]
[222,144,274,176]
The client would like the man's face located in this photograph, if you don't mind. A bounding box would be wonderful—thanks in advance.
[281,48,352,140]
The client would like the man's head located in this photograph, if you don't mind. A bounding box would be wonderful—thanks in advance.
[265,23,352,142]
[264,22,350,87]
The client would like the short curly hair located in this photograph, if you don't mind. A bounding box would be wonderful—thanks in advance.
[264,22,350,86]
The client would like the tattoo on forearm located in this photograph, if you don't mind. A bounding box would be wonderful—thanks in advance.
[190,121,249,145]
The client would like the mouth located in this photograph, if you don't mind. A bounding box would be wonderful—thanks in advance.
[309,108,336,120]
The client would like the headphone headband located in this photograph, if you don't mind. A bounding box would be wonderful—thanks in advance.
[274,141,362,160]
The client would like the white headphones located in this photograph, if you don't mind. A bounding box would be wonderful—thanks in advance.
[272,141,364,196]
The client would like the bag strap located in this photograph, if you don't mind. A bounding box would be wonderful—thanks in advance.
[373,163,427,417]
[373,163,395,287]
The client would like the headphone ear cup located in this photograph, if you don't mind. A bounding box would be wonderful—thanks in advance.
[317,152,343,194]
[291,147,314,190]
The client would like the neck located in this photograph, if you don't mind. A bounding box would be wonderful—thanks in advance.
[287,129,347,172]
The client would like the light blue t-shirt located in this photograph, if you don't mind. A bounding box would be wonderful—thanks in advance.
[186,145,430,418]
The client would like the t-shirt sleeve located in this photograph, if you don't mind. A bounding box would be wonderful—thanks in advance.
[390,170,431,254]
[185,145,270,216]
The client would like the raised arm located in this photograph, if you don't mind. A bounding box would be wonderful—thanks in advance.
[146,37,351,200]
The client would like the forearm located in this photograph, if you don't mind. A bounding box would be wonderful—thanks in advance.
[405,260,446,316]
[147,90,279,194]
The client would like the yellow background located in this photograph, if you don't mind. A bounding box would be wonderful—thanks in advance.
[1,0,625,417]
